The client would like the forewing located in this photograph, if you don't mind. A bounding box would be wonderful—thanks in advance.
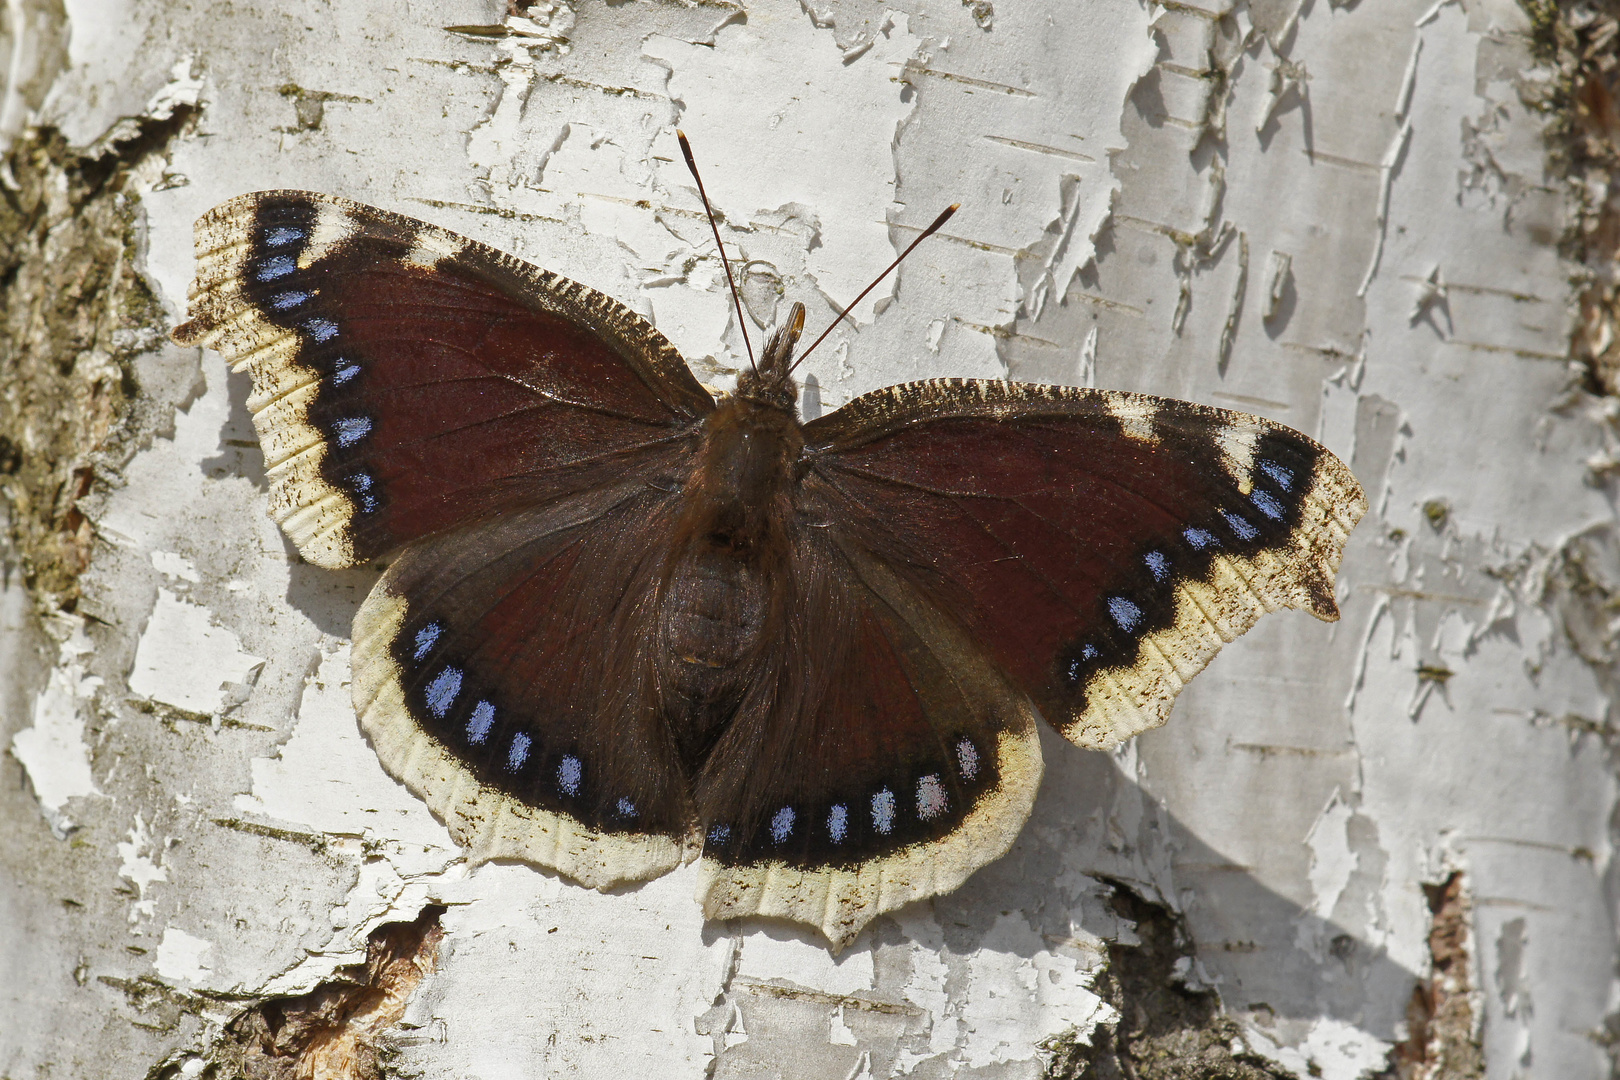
[173,191,713,567]
[351,481,699,887]
[694,532,1043,950]
[801,380,1366,750]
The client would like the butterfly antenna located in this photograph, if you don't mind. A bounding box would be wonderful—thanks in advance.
[789,202,960,374]
[677,129,756,371]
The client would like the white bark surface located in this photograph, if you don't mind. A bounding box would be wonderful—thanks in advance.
[3,0,1614,1077]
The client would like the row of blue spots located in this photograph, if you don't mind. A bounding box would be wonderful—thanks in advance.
[415,656,599,809]
[710,736,984,852]
[1070,456,1301,683]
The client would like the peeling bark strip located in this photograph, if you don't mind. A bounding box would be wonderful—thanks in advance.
[0,106,194,609]
[1044,881,1290,1080]
[1526,0,1620,396]
[1380,873,1484,1080]
[213,906,445,1080]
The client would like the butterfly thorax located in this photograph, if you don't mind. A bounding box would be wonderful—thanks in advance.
[658,323,806,766]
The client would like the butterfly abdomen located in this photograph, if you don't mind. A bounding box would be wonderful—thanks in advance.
[656,392,805,767]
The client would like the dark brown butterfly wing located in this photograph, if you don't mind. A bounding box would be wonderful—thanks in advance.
[800,379,1367,749]
[691,531,1042,946]
[172,190,712,568]
[173,191,714,884]
[351,479,700,885]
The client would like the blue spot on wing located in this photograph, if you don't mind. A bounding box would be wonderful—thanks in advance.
[1144,550,1169,581]
[466,701,494,745]
[1184,527,1217,550]
[557,755,582,796]
[1108,597,1143,634]
[412,622,443,661]
[827,804,848,842]
[271,291,310,311]
[616,798,637,818]
[770,807,795,843]
[1258,459,1294,490]
[332,363,361,385]
[871,789,896,835]
[303,318,338,343]
[332,416,371,448]
[707,824,730,845]
[1251,489,1285,520]
[1221,510,1260,541]
[507,732,530,771]
[264,226,306,247]
[425,668,462,718]
[255,255,295,282]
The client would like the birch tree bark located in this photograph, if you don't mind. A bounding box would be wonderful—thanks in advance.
[3,0,1615,1078]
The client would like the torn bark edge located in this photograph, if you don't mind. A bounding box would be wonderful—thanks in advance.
[1521,0,1620,397]
[1042,877,1291,1080]
[144,905,447,1080]
[1374,871,1485,1080]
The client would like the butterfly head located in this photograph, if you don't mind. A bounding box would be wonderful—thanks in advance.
[737,301,804,412]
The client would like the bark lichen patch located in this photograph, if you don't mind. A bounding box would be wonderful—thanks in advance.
[1043,880,1290,1080]
[1523,0,1620,394]
[211,905,446,1080]
[1378,872,1485,1080]
[0,106,196,613]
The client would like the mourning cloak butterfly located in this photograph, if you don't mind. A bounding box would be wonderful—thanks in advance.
[173,175,1364,948]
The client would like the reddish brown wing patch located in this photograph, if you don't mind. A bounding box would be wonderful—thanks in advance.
[172,191,711,567]
[802,380,1366,749]
[693,531,1042,949]
[351,481,700,886]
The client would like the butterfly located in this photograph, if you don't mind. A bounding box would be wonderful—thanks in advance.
[172,169,1365,950]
